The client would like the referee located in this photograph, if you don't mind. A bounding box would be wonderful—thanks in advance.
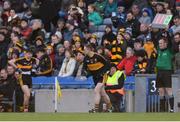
[156,38,174,112]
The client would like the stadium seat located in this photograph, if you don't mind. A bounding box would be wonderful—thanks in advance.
[93,32,104,45]
[103,18,113,25]
[32,76,95,89]
[97,25,106,32]
[124,76,135,90]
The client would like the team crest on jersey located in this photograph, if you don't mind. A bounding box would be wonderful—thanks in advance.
[95,58,97,62]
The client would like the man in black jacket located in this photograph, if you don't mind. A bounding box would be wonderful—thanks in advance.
[35,48,53,76]
[124,11,140,38]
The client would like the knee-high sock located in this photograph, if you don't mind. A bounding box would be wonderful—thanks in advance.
[168,95,174,110]
[160,96,166,112]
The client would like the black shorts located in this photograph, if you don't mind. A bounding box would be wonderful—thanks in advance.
[156,70,172,88]
[93,71,107,86]
[20,75,32,88]
[93,75,103,86]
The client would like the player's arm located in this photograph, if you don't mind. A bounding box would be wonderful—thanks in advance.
[8,59,18,69]
[37,57,53,75]
[96,53,110,68]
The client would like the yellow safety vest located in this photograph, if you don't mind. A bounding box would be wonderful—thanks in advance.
[106,70,125,95]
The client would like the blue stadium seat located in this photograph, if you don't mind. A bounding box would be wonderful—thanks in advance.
[103,18,113,25]
[124,76,135,91]
[97,25,106,32]
[32,76,95,89]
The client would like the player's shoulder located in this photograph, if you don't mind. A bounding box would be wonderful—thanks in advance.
[15,57,26,62]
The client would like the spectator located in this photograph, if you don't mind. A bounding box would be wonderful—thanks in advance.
[137,23,151,43]
[174,44,180,74]
[169,16,180,36]
[56,19,65,35]
[63,20,76,42]
[20,18,32,40]
[46,45,55,66]
[8,9,21,27]
[58,49,76,77]
[131,4,141,20]
[111,3,126,28]
[89,34,98,50]
[104,0,118,18]
[50,32,63,53]
[1,0,11,26]
[28,19,45,46]
[172,32,180,53]
[125,11,140,38]
[143,38,157,73]
[155,2,166,14]
[87,4,103,27]
[101,25,116,46]
[123,29,134,48]
[164,2,173,15]
[133,38,144,52]
[175,1,180,16]
[133,0,148,10]
[132,49,149,75]
[21,7,33,21]
[110,33,127,65]
[94,0,107,17]
[72,35,83,53]
[54,44,65,75]
[139,8,151,25]
[7,65,16,77]
[63,40,71,50]
[67,5,86,31]
[34,36,46,50]
[74,50,87,80]
[117,47,137,76]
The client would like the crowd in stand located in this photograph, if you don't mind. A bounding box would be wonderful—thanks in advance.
[0,0,180,112]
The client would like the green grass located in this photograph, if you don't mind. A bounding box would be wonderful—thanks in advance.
[0,113,180,121]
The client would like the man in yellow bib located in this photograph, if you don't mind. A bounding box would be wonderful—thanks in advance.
[104,63,125,112]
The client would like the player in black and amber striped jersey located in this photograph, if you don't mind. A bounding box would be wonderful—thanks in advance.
[9,49,39,112]
[83,44,112,112]
[35,48,53,76]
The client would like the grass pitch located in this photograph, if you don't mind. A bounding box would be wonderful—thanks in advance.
[0,113,180,121]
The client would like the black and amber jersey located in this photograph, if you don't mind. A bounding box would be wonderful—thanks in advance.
[84,53,110,77]
[15,57,36,75]
[132,59,149,75]
[111,40,126,65]
[37,54,53,76]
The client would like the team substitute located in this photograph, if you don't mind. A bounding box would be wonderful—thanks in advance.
[9,49,39,112]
